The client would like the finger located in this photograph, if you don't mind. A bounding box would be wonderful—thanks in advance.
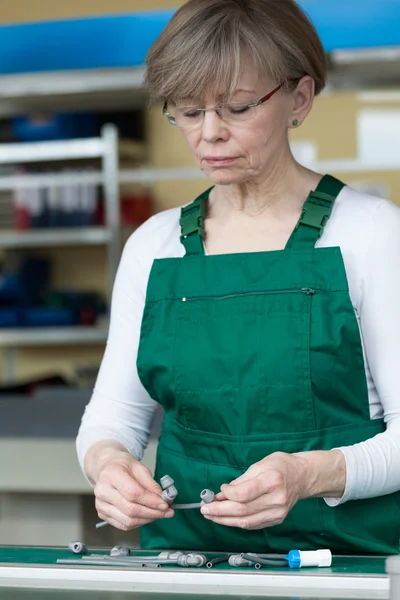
[96,483,173,521]
[202,507,285,530]
[227,463,264,486]
[132,464,163,496]
[105,466,168,510]
[201,495,274,518]
[221,473,272,503]
[97,500,174,529]
[215,491,227,501]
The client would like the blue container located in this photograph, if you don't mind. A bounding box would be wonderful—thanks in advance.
[23,307,75,327]
[0,309,20,327]
[12,112,98,142]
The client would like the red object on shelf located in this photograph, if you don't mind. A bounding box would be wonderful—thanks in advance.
[121,193,152,226]
[14,204,31,230]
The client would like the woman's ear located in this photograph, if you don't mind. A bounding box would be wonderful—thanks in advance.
[289,75,315,129]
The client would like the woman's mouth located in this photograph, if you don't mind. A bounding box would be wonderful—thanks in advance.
[204,156,238,167]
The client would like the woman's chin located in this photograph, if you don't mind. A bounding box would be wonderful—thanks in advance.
[205,168,246,186]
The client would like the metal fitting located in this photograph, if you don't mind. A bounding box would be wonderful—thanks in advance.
[160,474,178,503]
[177,553,207,567]
[228,554,253,567]
[160,475,174,489]
[110,546,130,557]
[200,489,215,504]
[162,485,178,502]
[68,542,87,555]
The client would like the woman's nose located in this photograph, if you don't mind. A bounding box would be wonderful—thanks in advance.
[201,110,230,143]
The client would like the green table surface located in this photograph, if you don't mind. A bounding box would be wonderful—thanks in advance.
[0,546,389,575]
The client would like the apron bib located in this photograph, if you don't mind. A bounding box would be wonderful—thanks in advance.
[137,175,400,553]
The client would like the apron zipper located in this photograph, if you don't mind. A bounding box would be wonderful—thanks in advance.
[181,288,316,302]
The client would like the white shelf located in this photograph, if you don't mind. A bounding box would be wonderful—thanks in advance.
[0,137,105,164]
[0,68,147,117]
[0,227,112,248]
[0,171,103,191]
[0,326,108,347]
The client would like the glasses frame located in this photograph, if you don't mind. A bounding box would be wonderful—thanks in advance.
[163,83,283,126]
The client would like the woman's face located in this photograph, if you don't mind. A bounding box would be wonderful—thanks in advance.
[174,65,297,186]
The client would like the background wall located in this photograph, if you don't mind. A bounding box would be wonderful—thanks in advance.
[0,1,182,24]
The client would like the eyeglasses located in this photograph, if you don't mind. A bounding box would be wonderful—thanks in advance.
[163,83,283,128]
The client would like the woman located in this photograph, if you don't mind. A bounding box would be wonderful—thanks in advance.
[77,0,400,554]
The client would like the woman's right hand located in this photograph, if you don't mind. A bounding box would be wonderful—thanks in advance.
[87,442,174,530]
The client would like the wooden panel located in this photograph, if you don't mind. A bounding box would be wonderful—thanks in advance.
[0,0,183,24]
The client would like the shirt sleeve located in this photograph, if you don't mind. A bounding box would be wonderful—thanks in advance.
[326,199,400,505]
[76,227,158,472]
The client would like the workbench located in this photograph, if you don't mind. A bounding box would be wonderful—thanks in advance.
[0,547,392,599]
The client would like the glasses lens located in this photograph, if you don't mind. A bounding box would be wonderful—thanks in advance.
[169,106,204,128]
[165,103,257,127]
[220,103,256,122]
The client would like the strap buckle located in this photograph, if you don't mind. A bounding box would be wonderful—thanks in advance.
[180,202,206,240]
[297,191,334,233]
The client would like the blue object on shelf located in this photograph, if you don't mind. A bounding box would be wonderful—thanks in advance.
[0,274,20,301]
[0,309,20,328]
[1,2,400,77]
[23,307,75,327]
[12,112,98,142]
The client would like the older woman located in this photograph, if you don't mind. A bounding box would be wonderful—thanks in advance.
[77,0,400,553]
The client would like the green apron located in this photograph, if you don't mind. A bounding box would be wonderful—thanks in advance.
[137,175,400,554]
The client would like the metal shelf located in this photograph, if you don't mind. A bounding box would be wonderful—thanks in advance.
[0,68,147,117]
[0,227,112,248]
[0,326,108,347]
[0,137,105,164]
[0,171,103,191]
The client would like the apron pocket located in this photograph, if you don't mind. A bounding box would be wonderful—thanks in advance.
[173,289,314,434]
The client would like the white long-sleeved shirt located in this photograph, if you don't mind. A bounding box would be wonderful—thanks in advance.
[76,185,400,505]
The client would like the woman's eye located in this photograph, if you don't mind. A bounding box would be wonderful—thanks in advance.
[226,105,251,115]
[182,109,202,118]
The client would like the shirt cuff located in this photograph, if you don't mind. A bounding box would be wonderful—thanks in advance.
[323,448,349,507]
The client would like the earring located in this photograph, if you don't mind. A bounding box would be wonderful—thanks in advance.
[292,119,299,127]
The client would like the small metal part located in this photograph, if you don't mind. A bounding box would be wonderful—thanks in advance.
[228,554,254,567]
[160,475,174,489]
[172,488,216,510]
[157,551,184,561]
[68,541,87,555]
[160,474,178,503]
[110,546,130,557]
[177,553,207,567]
[95,520,108,529]
[162,485,178,502]
[200,489,215,504]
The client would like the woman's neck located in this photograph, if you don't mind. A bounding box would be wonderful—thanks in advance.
[208,157,322,221]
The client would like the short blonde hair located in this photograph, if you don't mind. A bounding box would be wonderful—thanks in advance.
[145,0,326,104]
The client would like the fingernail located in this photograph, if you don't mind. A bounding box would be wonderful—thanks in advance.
[201,507,210,515]
[164,510,174,519]
[158,503,168,511]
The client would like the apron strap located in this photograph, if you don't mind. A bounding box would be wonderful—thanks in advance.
[286,175,345,250]
[180,176,344,255]
[180,188,212,256]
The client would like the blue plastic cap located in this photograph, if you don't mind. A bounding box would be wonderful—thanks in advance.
[285,550,301,569]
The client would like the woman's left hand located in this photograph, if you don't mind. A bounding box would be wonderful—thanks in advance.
[200,451,306,530]
[200,450,346,530]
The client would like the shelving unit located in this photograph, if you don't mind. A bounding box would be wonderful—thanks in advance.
[0,124,120,382]
[1,227,112,248]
